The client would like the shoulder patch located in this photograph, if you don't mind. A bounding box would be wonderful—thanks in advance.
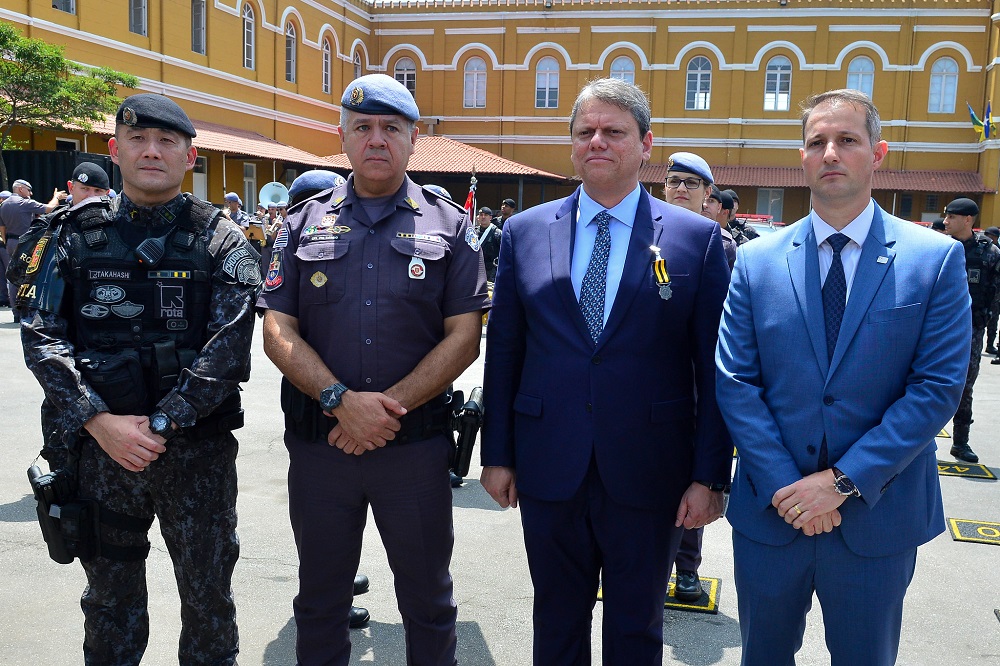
[465,227,481,251]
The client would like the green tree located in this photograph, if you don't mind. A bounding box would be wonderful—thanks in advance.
[0,23,137,188]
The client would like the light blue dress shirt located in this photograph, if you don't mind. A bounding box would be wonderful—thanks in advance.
[571,185,641,326]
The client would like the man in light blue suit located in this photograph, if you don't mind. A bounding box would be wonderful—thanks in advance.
[717,89,971,665]
[481,78,732,665]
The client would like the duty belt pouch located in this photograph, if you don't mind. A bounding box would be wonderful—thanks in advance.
[280,378,325,442]
[76,350,148,416]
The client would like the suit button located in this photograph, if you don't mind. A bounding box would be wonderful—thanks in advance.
[807,445,816,454]
[592,356,601,365]
[823,396,835,406]
[586,403,593,413]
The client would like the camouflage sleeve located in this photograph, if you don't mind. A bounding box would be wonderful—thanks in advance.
[20,230,111,443]
[156,218,262,427]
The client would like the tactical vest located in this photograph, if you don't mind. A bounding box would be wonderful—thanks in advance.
[965,234,994,314]
[67,196,218,356]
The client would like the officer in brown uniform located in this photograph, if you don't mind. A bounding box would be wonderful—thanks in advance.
[258,74,489,665]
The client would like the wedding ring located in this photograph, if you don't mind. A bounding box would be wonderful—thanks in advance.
[793,504,803,515]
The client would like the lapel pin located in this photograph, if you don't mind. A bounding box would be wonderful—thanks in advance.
[877,256,888,264]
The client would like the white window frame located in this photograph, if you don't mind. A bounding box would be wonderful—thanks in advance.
[685,56,712,111]
[928,57,958,114]
[394,57,417,96]
[243,163,257,211]
[764,56,792,112]
[191,0,206,55]
[464,57,487,109]
[129,0,147,37]
[243,5,255,70]
[52,0,75,13]
[535,56,559,109]
[610,56,635,85]
[757,188,784,221]
[285,23,297,84]
[846,56,874,99]
[354,53,363,80]
[322,39,332,94]
[55,138,80,151]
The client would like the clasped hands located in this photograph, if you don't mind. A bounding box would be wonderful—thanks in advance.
[772,469,846,536]
[325,390,407,455]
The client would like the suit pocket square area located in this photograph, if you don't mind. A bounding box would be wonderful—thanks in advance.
[867,303,921,324]
[513,393,543,417]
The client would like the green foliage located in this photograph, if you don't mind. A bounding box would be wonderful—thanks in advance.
[0,22,138,186]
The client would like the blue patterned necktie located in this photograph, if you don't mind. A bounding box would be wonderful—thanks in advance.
[823,233,850,361]
[580,211,612,343]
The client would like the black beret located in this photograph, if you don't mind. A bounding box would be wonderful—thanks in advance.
[721,189,739,203]
[72,162,110,190]
[708,185,733,211]
[944,197,979,217]
[985,226,1000,238]
[116,94,197,138]
[502,198,516,208]
[341,74,420,122]
[931,219,946,231]
[478,206,493,216]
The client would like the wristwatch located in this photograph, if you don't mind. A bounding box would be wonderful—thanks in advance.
[831,467,861,497]
[696,480,731,493]
[319,382,350,412]
[149,411,177,441]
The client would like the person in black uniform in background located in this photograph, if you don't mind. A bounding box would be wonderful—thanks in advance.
[476,206,502,282]
[983,226,1000,356]
[258,74,489,665]
[943,197,1000,463]
[10,94,259,665]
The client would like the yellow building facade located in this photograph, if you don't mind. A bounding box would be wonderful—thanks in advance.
[3,0,1000,221]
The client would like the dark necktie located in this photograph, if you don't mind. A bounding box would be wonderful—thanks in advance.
[823,233,850,361]
[580,211,612,343]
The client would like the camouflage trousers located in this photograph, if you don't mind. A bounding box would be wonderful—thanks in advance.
[77,434,240,666]
[953,325,985,436]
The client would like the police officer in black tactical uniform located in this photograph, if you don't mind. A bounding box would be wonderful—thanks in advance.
[944,197,1000,464]
[10,94,260,665]
[259,74,489,666]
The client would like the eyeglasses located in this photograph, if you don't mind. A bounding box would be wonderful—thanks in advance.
[665,177,704,190]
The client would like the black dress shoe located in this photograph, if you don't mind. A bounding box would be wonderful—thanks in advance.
[992,357,1000,365]
[987,346,998,355]
[449,471,463,488]
[673,570,702,602]
[353,574,370,596]
[349,606,370,629]
[951,444,980,464]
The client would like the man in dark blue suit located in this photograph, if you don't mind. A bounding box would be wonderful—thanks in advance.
[717,89,970,665]
[480,78,732,665]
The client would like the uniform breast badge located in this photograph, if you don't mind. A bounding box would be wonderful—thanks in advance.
[310,271,328,287]
[651,245,671,300]
[409,257,426,280]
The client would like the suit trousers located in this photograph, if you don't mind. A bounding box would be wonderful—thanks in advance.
[518,456,683,666]
[733,528,916,666]
[286,431,458,666]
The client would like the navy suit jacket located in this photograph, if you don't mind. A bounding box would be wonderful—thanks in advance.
[717,205,970,557]
[481,186,732,511]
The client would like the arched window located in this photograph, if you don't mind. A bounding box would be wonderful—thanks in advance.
[285,23,297,83]
[394,57,417,96]
[322,39,332,94]
[610,56,635,85]
[191,0,206,54]
[464,57,487,108]
[535,56,559,109]
[685,56,712,110]
[764,56,792,111]
[929,57,958,114]
[847,56,875,98]
[354,53,363,80]
[242,4,255,70]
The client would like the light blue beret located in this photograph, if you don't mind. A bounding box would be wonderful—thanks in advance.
[289,170,347,199]
[667,152,714,185]
[341,74,420,122]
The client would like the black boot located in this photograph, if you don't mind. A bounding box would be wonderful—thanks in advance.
[950,425,979,463]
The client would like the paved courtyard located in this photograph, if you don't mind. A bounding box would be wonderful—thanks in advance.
[0,308,997,665]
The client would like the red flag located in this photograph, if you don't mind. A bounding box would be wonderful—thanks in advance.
[463,174,477,218]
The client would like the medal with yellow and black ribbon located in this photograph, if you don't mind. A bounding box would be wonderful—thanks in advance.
[651,245,671,301]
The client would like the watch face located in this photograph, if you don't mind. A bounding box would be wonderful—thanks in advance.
[151,414,169,434]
